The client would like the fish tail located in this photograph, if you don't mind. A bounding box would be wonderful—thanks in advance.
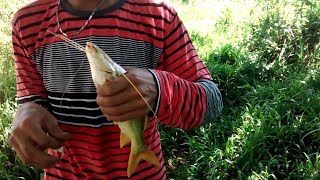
[127,146,160,177]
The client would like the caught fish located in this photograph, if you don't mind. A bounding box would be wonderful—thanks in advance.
[86,42,160,177]
[48,31,160,177]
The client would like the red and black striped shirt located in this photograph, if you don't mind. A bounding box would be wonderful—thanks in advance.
[12,0,223,179]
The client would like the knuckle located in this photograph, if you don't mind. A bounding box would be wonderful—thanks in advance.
[131,87,143,98]
[100,107,109,115]
[129,73,139,83]
[96,96,102,105]
[97,97,110,106]
[102,106,121,116]
[110,108,121,116]
[22,145,33,157]
[20,119,31,130]
[138,100,147,108]
[108,81,115,89]
[96,85,103,95]
[37,137,50,148]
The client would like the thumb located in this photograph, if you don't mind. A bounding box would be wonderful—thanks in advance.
[44,114,72,141]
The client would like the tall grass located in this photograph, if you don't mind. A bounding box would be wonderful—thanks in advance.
[162,0,320,179]
[1,0,320,179]
[0,1,43,179]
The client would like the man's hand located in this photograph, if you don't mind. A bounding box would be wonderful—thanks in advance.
[9,102,72,168]
[96,67,157,122]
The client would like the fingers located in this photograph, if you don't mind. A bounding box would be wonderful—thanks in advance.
[20,145,60,168]
[105,108,146,122]
[9,136,28,163]
[96,75,130,96]
[100,98,147,116]
[9,102,70,169]
[96,86,141,107]
[45,114,72,141]
[10,133,60,169]
[97,88,148,122]
[18,111,71,150]
[29,125,64,150]
[12,116,63,150]
[96,67,143,96]
[95,67,157,122]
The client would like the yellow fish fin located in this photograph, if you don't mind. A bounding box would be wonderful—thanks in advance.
[120,133,131,148]
[127,146,160,177]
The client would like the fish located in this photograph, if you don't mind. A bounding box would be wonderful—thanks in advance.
[48,31,160,177]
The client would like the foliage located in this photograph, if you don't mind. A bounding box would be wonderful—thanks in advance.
[162,0,320,179]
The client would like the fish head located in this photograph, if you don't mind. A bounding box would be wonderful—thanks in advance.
[85,42,116,74]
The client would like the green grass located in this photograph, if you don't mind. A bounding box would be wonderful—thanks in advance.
[1,0,320,179]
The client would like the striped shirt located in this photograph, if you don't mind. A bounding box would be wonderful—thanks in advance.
[12,0,223,179]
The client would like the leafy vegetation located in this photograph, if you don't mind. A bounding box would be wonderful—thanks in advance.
[1,0,319,179]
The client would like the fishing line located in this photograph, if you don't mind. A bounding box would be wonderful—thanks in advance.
[59,56,85,117]
[47,30,86,119]
[122,74,159,122]
[48,30,160,124]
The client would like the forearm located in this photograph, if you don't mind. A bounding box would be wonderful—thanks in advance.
[150,69,222,129]
[12,20,49,109]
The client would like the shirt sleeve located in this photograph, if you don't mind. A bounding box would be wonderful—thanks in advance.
[12,15,49,108]
[150,11,223,129]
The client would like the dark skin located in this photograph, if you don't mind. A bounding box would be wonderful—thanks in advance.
[10,66,157,169]
[9,0,158,169]
[96,67,157,122]
[9,102,72,168]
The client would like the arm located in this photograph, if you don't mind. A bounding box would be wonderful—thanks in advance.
[150,13,223,129]
[96,14,222,129]
[9,14,71,168]
[95,6,222,129]
[12,15,48,108]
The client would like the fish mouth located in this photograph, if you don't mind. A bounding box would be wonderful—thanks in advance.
[86,42,97,53]
[86,41,93,46]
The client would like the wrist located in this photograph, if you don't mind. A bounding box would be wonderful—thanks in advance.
[16,102,50,122]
